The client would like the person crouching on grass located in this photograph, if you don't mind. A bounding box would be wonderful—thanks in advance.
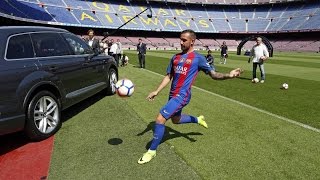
[138,29,243,164]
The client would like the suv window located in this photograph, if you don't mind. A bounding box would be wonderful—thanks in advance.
[6,34,34,59]
[62,33,93,55]
[31,33,71,57]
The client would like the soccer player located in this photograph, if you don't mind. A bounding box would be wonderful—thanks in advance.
[205,50,214,65]
[220,41,228,64]
[138,29,243,164]
[248,37,269,83]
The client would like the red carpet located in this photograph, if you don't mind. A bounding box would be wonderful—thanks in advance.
[0,135,54,180]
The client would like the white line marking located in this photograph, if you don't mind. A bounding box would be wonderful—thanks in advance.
[138,66,320,133]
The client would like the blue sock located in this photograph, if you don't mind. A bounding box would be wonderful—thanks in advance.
[179,114,198,124]
[149,123,165,150]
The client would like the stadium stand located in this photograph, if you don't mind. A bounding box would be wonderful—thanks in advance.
[0,0,319,52]
[0,0,319,33]
[151,0,308,5]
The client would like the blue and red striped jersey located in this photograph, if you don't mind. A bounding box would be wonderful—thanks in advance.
[166,51,214,99]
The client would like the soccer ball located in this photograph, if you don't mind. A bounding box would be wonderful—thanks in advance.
[282,83,289,90]
[115,79,134,97]
[252,78,259,83]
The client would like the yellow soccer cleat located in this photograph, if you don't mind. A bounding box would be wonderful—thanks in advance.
[138,150,156,164]
[197,115,208,128]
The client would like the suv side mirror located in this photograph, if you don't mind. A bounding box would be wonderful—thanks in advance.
[86,50,99,61]
[93,50,99,56]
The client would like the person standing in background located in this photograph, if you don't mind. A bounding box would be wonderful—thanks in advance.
[220,41,228,64]
[85,29,100,54]
[137,38,147,69]
[248,37,269,83]
[116,39,122,63]
[109,39,119,67]
[102,42,108,55]
[108,39,113,56]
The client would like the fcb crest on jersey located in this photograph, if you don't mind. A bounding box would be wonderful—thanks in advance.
[179,58,186,63]
[186,59,192,64]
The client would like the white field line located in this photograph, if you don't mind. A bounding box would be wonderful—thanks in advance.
[136,66,320,133]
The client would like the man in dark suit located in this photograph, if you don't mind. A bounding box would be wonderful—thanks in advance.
[137,38,147,68]
[107,39,113,56]
[85,29,100,54]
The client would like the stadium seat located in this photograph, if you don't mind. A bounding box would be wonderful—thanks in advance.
[0,0,319,33]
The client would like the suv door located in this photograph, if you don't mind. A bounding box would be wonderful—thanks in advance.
[0,33,38,120]
[61,33,106,87]
[30,32,89,99]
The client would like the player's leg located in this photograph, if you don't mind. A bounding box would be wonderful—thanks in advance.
[259,63,266,82]
[171,107,208,128]
[223,54,227,64]
[149,98,181,149]
[138,113,165,164]
[138,54,142,68]
[252,63,257,82]
[142,54,146,68]
[138,97,179,164]
[114,54,119,67]
[149,114,166,151]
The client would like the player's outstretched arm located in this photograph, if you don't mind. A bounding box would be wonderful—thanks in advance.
[146,74,172,101]
[209,68,243,80]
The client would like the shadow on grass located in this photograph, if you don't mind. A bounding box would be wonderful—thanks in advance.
[0,91,113,156]
[108,138,123,145]
[132,65,146,69]
[137,122,203,150]
[61,91,109,122]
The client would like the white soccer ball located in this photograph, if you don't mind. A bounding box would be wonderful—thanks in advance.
[282,83,289,90]
[115,79,135,97]
[252,78,259,83]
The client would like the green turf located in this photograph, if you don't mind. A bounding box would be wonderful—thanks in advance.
[129,50,320,81]
[125,50,320,128]
[49,51,320,179]
[119,65,320,179]
[49,93,201,180]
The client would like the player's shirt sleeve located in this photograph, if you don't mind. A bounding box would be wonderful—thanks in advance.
[166,55,175,75]
[198,55,214,73]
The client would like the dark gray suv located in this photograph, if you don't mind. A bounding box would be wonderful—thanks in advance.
[0,26,118,140]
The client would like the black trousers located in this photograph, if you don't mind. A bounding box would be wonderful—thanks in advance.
[113,54,119,67]
[138,53,145,68]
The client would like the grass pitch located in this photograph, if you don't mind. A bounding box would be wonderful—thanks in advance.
[125,50,320,128]
[49,50,320,179]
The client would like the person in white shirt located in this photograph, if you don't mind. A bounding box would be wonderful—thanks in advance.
[109,40,119,66]
[116,39,122,61]
[248,37,269,83]
[102,42,108,55]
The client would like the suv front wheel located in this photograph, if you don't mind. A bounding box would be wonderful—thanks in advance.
[25,91,61,141]
[106,68,118,95]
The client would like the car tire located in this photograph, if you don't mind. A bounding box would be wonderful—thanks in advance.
[25,91,61,141]
[106,68,118,95]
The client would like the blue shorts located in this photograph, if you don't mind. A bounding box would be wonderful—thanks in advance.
[160,95,190,120]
